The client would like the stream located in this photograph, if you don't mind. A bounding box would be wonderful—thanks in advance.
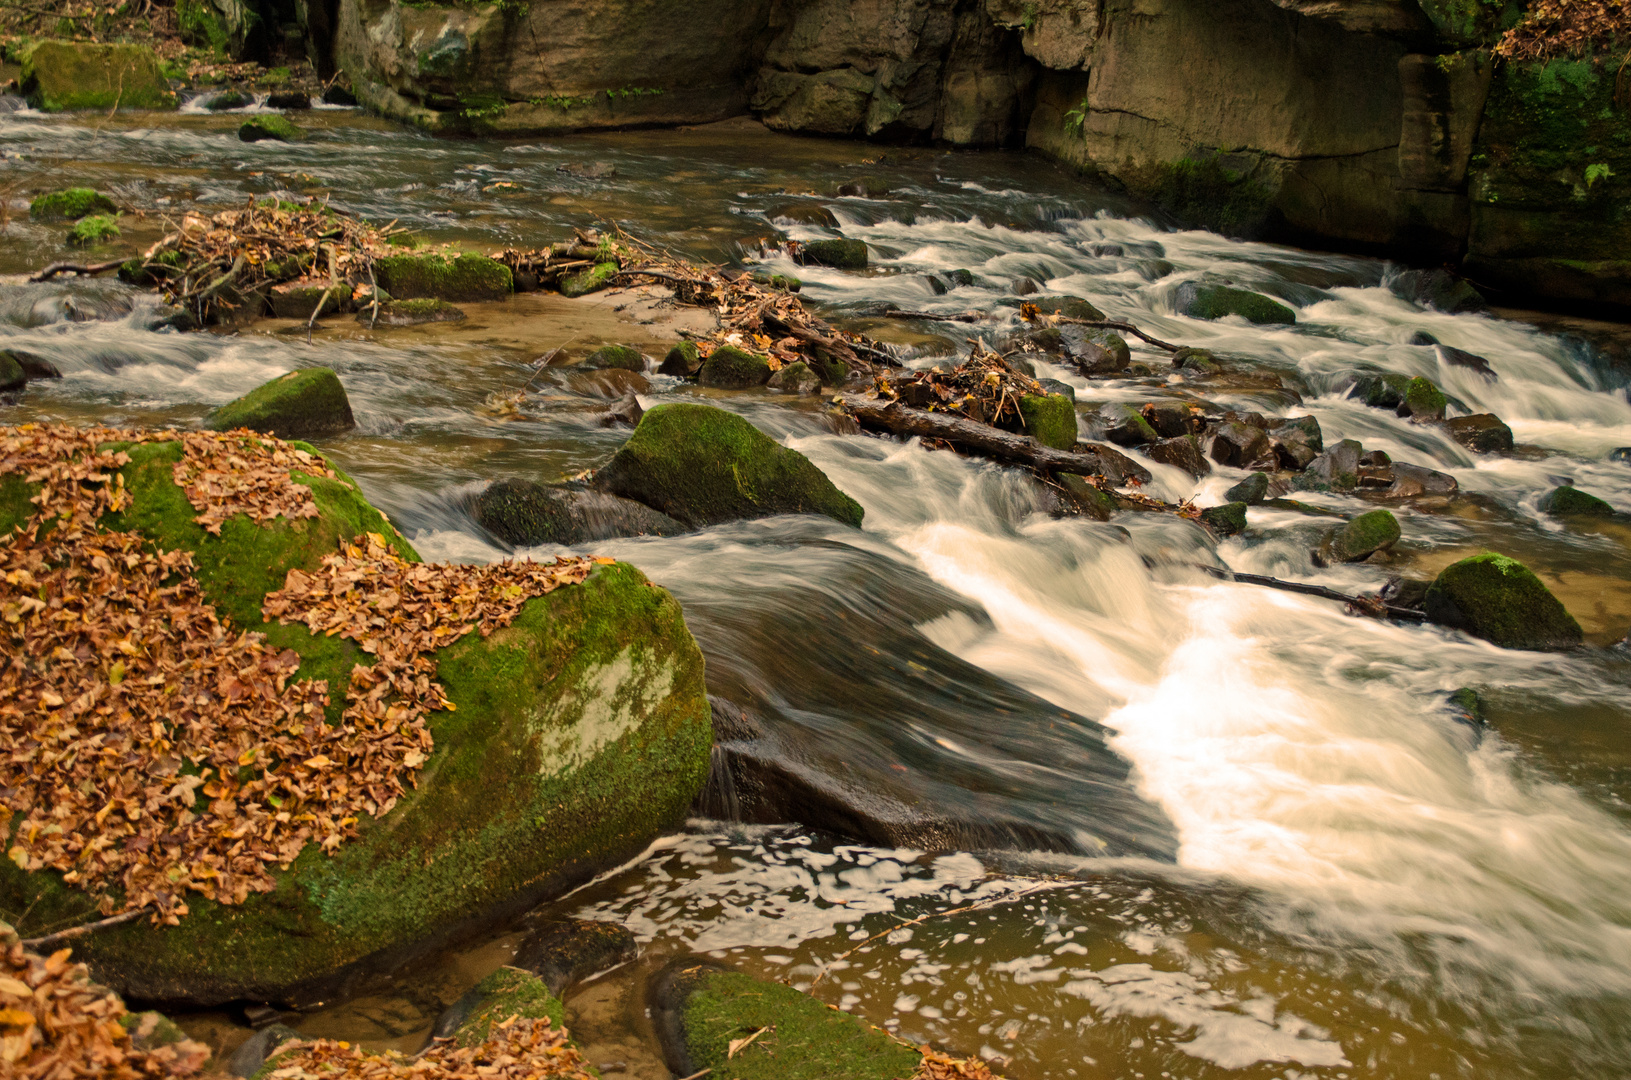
[4,103,1631,1080]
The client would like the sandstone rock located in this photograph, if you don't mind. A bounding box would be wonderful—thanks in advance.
[1300,438,1363,492]
[1390,268,1487,313]
[1269,414,1323,469]
[765,202,839,227]
[511,919,637,997]
[1436,344,1497,380]
[204,367,356,439]
[475,479,684,548]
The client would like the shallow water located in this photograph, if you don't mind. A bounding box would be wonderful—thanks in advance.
[4,107,1631,1079]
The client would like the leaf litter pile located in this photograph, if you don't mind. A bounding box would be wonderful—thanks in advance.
[250,1016,597,1080]
[0,424,594,924]
[872,343,1051,430]
[1,920,209,1078]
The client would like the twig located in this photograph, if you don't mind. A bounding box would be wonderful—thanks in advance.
[677,1071,712,1080]
[28,260,124,283]
[21,905,154,951]
[367,260,380,330]
[883,309,986,323]
[305,286,331,344]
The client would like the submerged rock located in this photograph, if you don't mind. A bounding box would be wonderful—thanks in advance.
[21,42,175,112]
[1017,392,1078,450]
[475,478,685,547]
[697,345,772,389]
[511,919,637,996]
[29,188,117,222]
[1423,553,1583,651]
[364,298,467,326]
[1446,687,1488,728]
[1436,344,1497,380]
[795,238,868,269]
[204,367,356,439]
[1538,485,1615,517]
[375,253,513,303]
[595,403,864,528]
[239,115,299,143]
[1317,509,1401,564]
[652,960,921,1080]
[1176,282,1296,325]
[1440,413,1514,453]
[1224,471,1269,504]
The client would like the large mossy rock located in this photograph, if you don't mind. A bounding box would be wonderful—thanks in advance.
[1423,553,1583,651]
[652,961,920,1080]
[1176,282,1296,325]
[595,403,864,528]
[794,238,868,269]
[20,41,177,112]
[1538,485,1615,518]
[374,253,513,303]
[0,437,713,1006]
[697,345,772,389]
[204,367,357,439]
[1318,508,1400,564]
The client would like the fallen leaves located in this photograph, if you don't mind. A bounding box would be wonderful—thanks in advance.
[873,345,1045,430]
[0,424,594,923]
[912,1047,1003,1080]
[0,920,209,1078]
[1496,1,1631,62]
[258,1015,596,1080]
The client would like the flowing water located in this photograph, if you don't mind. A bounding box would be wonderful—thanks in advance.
[4,104,1631,1079]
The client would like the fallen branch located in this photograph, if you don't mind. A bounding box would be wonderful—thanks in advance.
[21,905,155,951]
[841,394,1151,485]
[1054,316,1182,352]
[28,259,125,283]
[1193,564,1428,621]
[882,309,987,323]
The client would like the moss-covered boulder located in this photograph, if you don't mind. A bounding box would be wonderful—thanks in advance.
[20,41,177,112]
[1017,393,1078,450]
[375,253,513,303]
[0,353,24,393]
[0,436,713,1006]
[240,115,300,142]
[583,345,646,372]
[1400,376,1447,421]
[1031,294,1107,321]
[1176,282,1295,324]
[30,188,118,222]
[559,261,619,298]
[1423,553,1583,651]
[652,961,921,1080]
[795,238,868,270]
[659,342,703,376]
[205,367,356,439]
[595,403,864,529]
[809,347,851,387]
[474,478,685,547]
[697,345,772,389]
[1199,501,1248,537]
[65,214,121,247]
[1318,509,1400,564]
[767,360,821,395]
[429,966,566,1048]
[1537,485,1614,518]
[364,298,468,326]
[1225,471,1270,504]
[1098,402,1157,447]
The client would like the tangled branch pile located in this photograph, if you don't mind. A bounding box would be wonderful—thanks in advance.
[875,345,1047,428]
[1497,0,1631,61]
[253,1016,596,1080]
[126,198,407,327]
[1,425,592,923]
[1,920,209,1077]
[0,1,184,55]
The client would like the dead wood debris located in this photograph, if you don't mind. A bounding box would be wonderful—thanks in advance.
[253,1015,597,1080]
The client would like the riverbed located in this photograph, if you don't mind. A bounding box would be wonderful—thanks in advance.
[4,102,1631,1079]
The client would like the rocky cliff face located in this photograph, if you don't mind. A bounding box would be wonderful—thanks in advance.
[330,0,1631,309]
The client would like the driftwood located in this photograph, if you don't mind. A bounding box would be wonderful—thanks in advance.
[1193,564,1428,621]
[28,259,125,283]
[882,308,1183,352]
[841,394,1151,485]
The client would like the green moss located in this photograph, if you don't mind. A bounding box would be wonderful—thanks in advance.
[697,345,772,389]
[769,274,802,292]
[1086,329,1130,368]
[205,368,356,439]
[1199,502,1248,537]
[559,261,619,298]
[808,348,850,387]
[0,354,24,393]
[20,42,177,112]
[1423,553,1583,650]
[1447,686,1488,726]
[30,188,117,222]
[206,90,252,111]
[66,214,120,247]
[0,473,40,536]
[596,403,863,528]
[796,238,868,270]
[1178,284,1295,325]
[240,115,300,143]
[175,0,231,54]
[1402,376,1447,420]
[658,342,702,376]
[1153,154,1276,237]
[375,253,513,303]
[1538,485,1615,517]
[1416,0,1520,45]
[449,968,566,1048]
[1098,402,1158,447]
[1017,393,1078,449]
[583,345,645,372]
[682,969,919,1080]
[1030,294,1106,321]
[1322,509,1401,563]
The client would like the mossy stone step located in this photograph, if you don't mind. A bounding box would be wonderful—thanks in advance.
[204,367,356,439]
[240,115,300,142]
[698,345,772,389]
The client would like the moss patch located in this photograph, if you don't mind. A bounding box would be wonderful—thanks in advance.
[1401,377,1447,420]
[1321,509,1400,563]
[1538,485,1614,516]
[448,967,566,1048]
[795,238,868,269]
[1178,283,1295,325]
[240,115,300,143]
[1017,393,1077,449]
[20,41,176,112]
[1199,502,1248,537]
[30,188,117,222]
[697,345,772,389]
[596,403,863,529]
[66,214,120,247]
[375,253,513,303]
[204,367,356,439]
[559,261,619,298]
[583,345,645,372]
[1152,153,1277,237]
[659,342,702,376]
[1423,552,1583,650]
[0,355,24,393]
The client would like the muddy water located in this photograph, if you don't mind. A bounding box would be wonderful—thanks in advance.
[3,104,1631,1079]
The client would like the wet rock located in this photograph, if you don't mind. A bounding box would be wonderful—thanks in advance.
[3,349,61,380]
[595,403,864,528]
[768,274,801,292]
[1538,485,1615,517]
[1399,375,1447,421]
[227,1023,302,1077]
[205,90,252,111]
[794,238,867,269]
[21,42,175,112]
[1390,268,1487,313]
[266,91,311,110]
[1208,421,1271,468]
[0,352,25,392]
[1038,378,1076,402]
[1199,501,1248,537]
[809,347,851,387]
[1446,687,1488,728]
[1098,402,1158,447]
[1146,434,1211,478]
[600,391,644,428]
[1611,447,1631,463]
[767,360,821,395]
[429,967,564,1048]
[1009,294,1106,320]
[1176,282,1296,325]
[557,161,617,179]
[559,261,619,298]
[1268,414,1323,469]
[1364,460,1458,498]
[564,367,650,400]
[1300,438,1363,492]
[1436,344,1497,380]
[582,345,646,372]
[1423,553,1583,651]
[651,961,921,1080]
[766,202,838,227]
[658,342,703,376]
[1440,413,1513,453]
[475,479,683,547]
[923,273,948,295]
[1011,276,1041,295]
[321,84,358,106]
[1316,508,1401,564]
[375,253,513,303]
[1345,371,1410,409]
[29,187,117,222]
[1138,404,1192,439]
[944,269,976,287]
[239,115,299,142]
[1225,471,1270,504]
[1172,346,1221,374]
[1409,330,1439,347]
[269,282,351,320]
[697,345,772,389]
[1055,473,1116,520]
[1085,328,1131,369]
[364,298,467,326]
[1017,392,1078,449]
[512,919,637,996]
[204,367,355,439]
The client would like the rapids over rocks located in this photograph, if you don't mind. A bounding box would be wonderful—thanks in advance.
[3,103,1631,1080]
